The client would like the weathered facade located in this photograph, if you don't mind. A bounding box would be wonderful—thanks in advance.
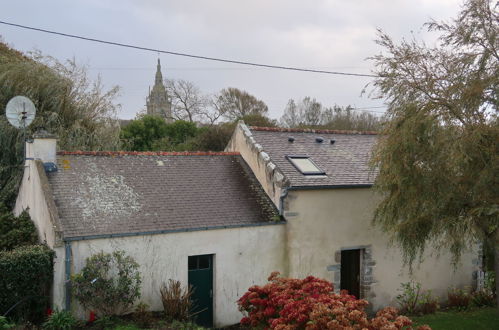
[226,122,477,311]
[14,136,284,327]
[146,59,173,122]
[14,122,478,327]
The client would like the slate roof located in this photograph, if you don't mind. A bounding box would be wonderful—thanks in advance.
[47,151,279,238]
[249,127,378,188]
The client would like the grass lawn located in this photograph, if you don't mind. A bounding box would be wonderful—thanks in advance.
[412,307,499,330]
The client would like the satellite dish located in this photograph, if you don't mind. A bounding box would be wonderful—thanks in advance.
[5,96,36,129]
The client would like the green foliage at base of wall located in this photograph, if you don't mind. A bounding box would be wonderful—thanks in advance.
[0,245,55,323]
[72,250,141,317]
[0,205,38,251]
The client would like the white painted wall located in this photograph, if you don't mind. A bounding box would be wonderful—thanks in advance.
[14,160,61,248]
[60,225,286,327]
[53,246,66,309]
[17,125,477,325]
[284,188,477,310]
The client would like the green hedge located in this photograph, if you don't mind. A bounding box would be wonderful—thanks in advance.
[0,205,38,251]
[0,245,55,323]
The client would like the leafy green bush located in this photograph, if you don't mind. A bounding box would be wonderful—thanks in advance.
[42,310,77,330]
[0,316,14,329]
[472,273,496,309]
[396,281,422,314]
[418,290,439,315]
[471,289,496,307]
[120,116,199,151]
[0,205,37,251]
[484,271,495,296]
[72,250,141,316]
[0,245,54,323]
[396,281,438,315]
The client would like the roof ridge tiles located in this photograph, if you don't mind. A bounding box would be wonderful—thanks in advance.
[57,151,240,156]
[249,126,378,135]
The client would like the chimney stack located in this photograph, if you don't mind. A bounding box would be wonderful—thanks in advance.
[26,128,57,164]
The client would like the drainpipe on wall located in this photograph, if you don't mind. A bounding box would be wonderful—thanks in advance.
[64,241,72,311]
[279,187,289,216]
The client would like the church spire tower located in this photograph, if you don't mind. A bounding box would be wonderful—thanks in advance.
[146,59,173,122]
[155,59,163,85]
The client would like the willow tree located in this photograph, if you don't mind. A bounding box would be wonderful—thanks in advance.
[0,43,121,206]
[370,0,498,304]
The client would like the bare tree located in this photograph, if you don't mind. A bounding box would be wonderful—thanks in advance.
[214,87,268,120]
[280,97,383,130]
[166,79,209,123]
[301,97,322,126]
[280,99,300,128]
[321,106,383,131]
[280,96,323,127]
[280,97,322,127]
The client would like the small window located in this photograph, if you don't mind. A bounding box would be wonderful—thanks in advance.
[188,255,211,270]
[286,155,325,175]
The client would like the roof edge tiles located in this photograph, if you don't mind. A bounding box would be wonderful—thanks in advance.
[236,122,290,189]
[249,126,378,135]
[57,151,240,156]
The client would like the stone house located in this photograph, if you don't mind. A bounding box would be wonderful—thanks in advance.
[14,131,285,327]
[14,124,477,327]
[225,122,477,310]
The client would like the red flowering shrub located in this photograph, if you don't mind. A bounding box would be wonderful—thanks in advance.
[238,272,430,330]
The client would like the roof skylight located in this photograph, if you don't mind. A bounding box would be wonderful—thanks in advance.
[286,155,325,175]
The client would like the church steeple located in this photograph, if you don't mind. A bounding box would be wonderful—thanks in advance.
[155,59,163,85]
[146,59,173,122]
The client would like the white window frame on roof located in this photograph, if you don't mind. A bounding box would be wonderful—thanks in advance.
[286,155,325,175]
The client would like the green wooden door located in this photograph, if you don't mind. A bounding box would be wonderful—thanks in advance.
[188,254,213,327]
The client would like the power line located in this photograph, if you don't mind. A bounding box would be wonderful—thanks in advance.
[89,66,371,71]
[349,105,386,111]
[341,107,386,114]
[0,20,378,78]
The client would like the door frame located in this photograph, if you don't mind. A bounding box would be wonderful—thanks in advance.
[340,248,363,298]
[187,254,215,327]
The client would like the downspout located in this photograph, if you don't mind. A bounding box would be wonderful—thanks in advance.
[279,187,289,216]
[279,187,290,277]
[64,241,72,311]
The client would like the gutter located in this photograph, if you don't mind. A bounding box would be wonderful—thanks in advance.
[64,241,71,311]
[279,187,289,215]
[287,184,373,191]
[64,220,286,242]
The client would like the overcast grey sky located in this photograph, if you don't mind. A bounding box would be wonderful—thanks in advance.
[1,0,463,120]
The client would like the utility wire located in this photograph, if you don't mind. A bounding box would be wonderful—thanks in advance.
[333,106,386,114]
[0,20,378,78]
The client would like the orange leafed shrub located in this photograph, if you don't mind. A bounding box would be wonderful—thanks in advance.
[237,272,430,330]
